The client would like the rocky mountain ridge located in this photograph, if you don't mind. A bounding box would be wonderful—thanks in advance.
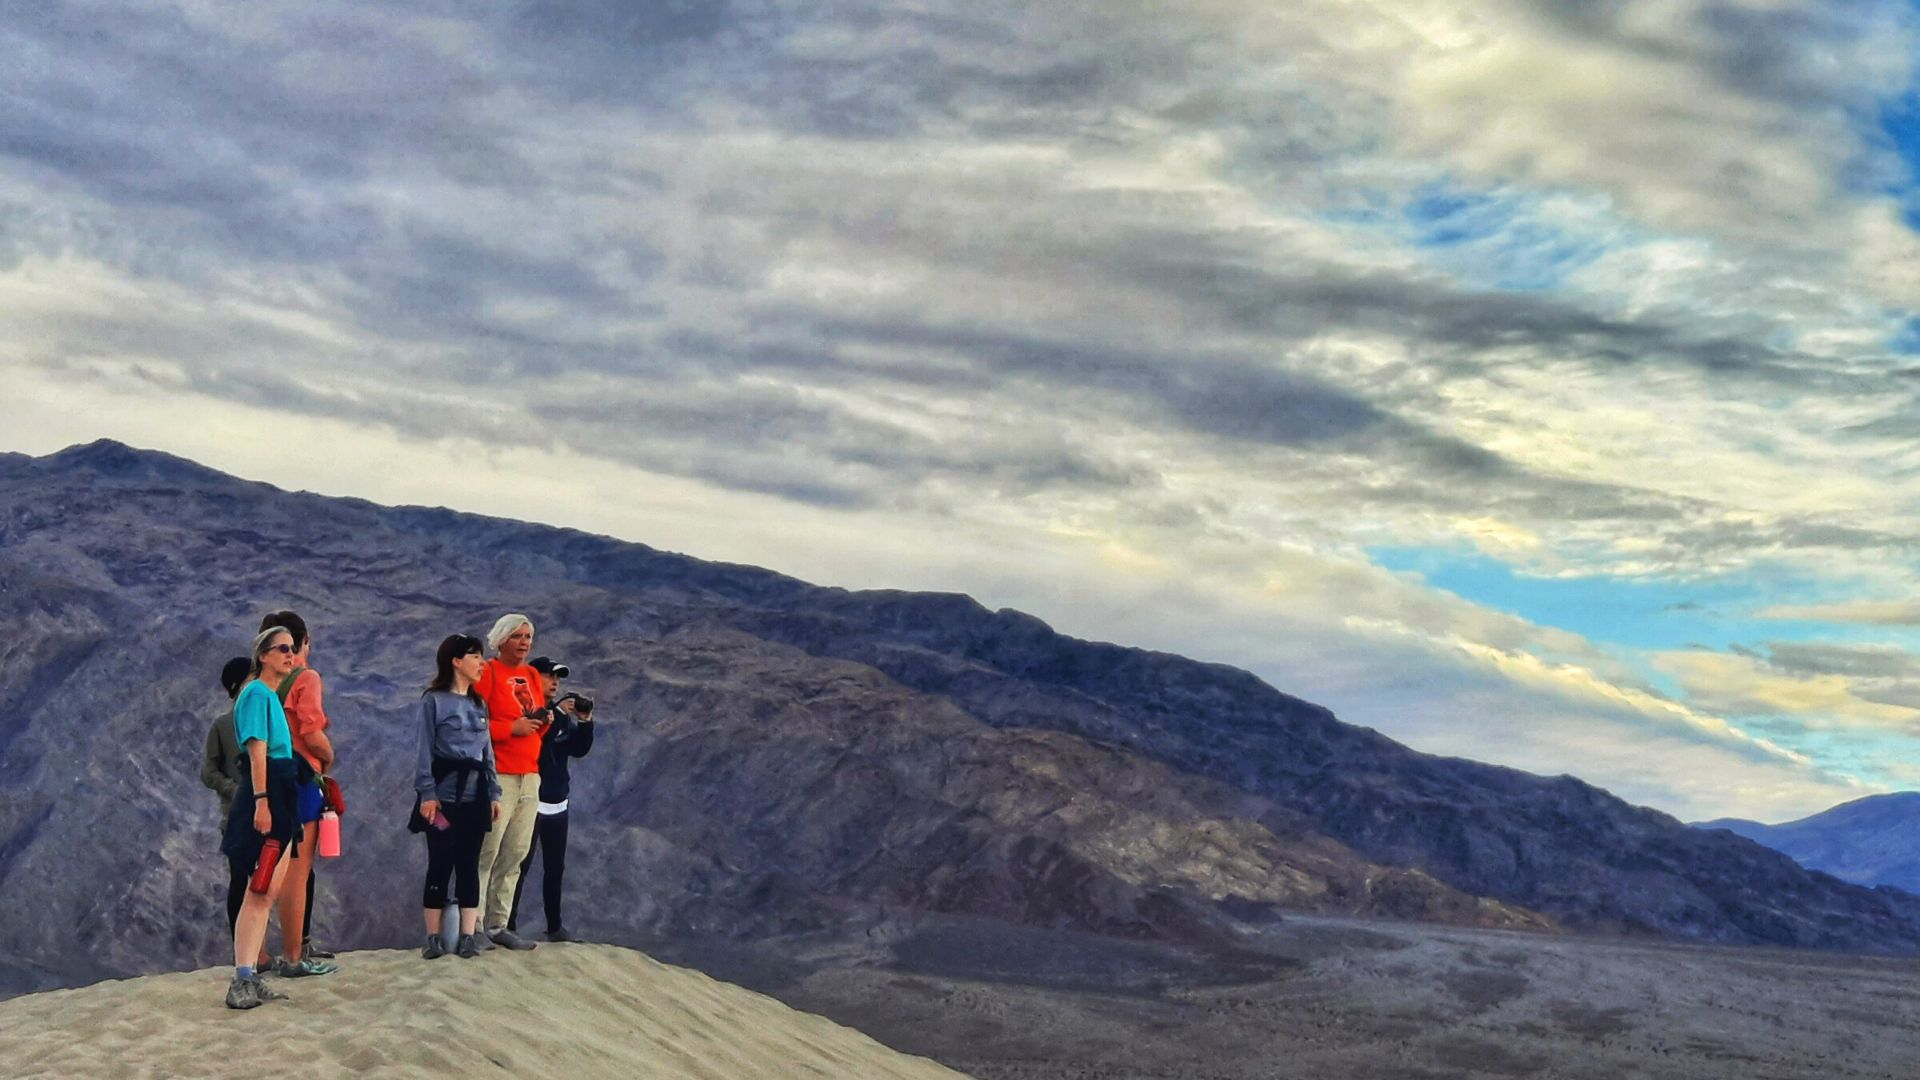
[3,440,1919,994]
[1696,791,1920,894]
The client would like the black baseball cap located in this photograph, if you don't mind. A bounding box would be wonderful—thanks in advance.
[529,656,570,678]
[220,656,252,699]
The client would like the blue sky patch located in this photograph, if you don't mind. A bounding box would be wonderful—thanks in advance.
[1873,93,1920,230]
[1399,180,1606,293]
[1367,545,1914,655]
[1891,314,1920,354]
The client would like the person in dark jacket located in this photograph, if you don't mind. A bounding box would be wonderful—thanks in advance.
[505,656,595,942]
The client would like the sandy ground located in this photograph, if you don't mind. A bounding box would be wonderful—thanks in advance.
[769,915,1920,1080]
[0,943,968,1080]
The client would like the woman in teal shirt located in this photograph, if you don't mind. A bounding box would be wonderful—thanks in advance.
[219,626,304,1010]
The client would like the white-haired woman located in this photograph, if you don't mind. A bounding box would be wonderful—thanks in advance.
[469,613,549,950]
[219,626,303,1009]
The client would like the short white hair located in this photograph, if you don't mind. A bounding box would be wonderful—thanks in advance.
[488,613,533,651]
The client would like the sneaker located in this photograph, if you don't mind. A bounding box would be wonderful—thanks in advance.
[251,976,289,1003]
[275,955,339,978]
[224,974,261,1010]
[473,928,496,951]
[422,934,447,960]
[488,927,537,951]
[304,941,337,960]
[456,933,480,959]
[545,927,578,943]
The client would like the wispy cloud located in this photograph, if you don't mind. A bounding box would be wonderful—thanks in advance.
[1758,601,1920,626]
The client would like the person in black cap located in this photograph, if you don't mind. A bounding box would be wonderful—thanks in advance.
[506,655,595,942]
[201,656,260,947]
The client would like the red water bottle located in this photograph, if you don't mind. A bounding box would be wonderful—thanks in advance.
[318,810,342,858]
[249,838,284,894]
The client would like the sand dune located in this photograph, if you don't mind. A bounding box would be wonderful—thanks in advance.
[0,944,970,1080]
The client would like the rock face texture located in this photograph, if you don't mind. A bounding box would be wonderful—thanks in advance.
[1697,791,1920,894]
[3,441,1919,992]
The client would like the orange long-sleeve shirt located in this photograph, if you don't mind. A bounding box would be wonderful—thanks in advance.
[474,658,546,775]
[282,668,331,774]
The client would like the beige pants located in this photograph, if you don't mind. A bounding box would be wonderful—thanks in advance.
[476,771,541,931]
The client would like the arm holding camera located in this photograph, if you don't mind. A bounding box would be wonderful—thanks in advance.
[558,696,596,758]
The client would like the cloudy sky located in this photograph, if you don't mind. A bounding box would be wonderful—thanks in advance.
[8,0,1920,822]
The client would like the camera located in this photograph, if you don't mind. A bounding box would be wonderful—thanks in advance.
[557,691,594,716]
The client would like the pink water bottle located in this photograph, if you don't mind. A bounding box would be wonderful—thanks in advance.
[317,810,342,858]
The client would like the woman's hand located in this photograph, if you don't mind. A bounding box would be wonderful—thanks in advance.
[252,799,272,835]
[490,801,502,822]
[420,798,440,823]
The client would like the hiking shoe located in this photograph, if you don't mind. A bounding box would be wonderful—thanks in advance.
[489,927,536,951]
[275,955,339,978]
[422,934,447,960]
[251,976,289,1003]
[473,928,496,951]
[545,927,578,943]
[456,933,481,959]
[224,975,261,1010]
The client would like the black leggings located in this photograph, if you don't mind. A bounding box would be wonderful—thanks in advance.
[507,811,569,934]
[421,801,490,910]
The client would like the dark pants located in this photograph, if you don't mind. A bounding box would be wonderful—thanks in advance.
[226,859,247,934]
[422,801,490,910]
[507,810,569,934]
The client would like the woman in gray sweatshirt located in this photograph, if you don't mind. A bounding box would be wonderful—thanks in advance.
[414,634,502,959]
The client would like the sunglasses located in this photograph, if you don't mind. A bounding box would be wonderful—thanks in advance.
[265,643,296,655]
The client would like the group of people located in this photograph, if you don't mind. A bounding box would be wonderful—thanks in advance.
[200,610,598,1010]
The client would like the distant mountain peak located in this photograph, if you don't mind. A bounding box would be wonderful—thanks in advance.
[1691,790,1920,894]
[47,438,147,470]
[38,439,247,488]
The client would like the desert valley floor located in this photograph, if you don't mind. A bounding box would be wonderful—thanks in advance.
[749,913,1920,1080]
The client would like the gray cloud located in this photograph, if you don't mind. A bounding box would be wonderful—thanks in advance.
[1527,1,1908,111]
[1765,642,1920,680]
[4,0,1919,570]
[12,0,1920,821]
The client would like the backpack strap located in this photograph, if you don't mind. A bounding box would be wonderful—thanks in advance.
[275,667,309,703]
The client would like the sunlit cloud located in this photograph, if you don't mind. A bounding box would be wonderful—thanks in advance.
[1758,601,1920,626]
[1654,649,1920,730]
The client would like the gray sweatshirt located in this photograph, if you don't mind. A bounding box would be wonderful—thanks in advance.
[414,691,502,804]
[200,710,243,818]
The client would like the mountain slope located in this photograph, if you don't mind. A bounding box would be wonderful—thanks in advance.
[3,440,1919,995]
[1696,791,1920,894]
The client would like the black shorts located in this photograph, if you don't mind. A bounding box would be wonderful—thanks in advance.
[221,757,303,866]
